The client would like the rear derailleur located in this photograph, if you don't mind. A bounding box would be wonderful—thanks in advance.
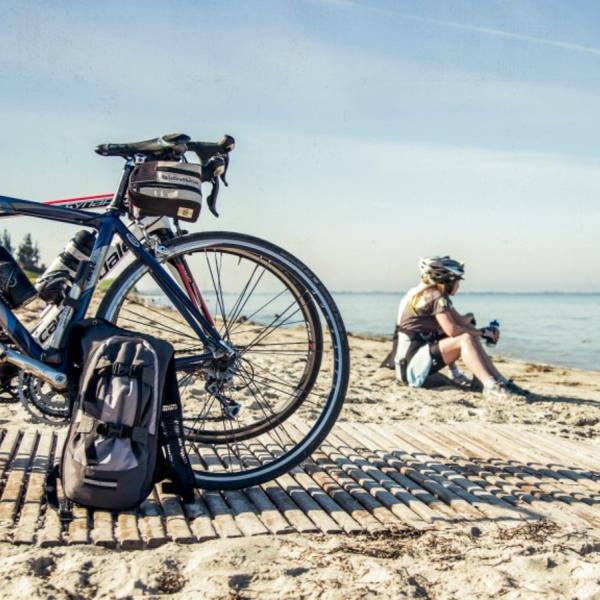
[204,357,243,420]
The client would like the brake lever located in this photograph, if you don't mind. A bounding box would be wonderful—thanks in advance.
[220,153,230,187]
[206,177,220,217]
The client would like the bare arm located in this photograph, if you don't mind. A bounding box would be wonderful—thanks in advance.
[450,307,475,326]
[436,311,481,338]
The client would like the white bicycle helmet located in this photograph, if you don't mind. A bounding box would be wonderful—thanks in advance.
[419,256,465,284]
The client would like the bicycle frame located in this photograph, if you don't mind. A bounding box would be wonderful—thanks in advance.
[0,193,229,373]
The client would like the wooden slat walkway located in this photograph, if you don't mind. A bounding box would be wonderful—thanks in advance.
[0,422,596,548]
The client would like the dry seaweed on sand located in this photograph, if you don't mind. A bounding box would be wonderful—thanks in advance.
[495,520,560,544]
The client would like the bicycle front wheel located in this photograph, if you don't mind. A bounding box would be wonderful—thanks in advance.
[97,231,349,490]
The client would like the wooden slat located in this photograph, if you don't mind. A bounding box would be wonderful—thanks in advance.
[0,422,593,547]
[468,425,600,529]
[200,490,245,538]
[38,433,64,547]
[435,425,564,504]
[436,424,583,526]
[325,426,431,529]
[196,443,270,537]
[260,430,363,534]
[239,484,295,535]
[187,446,243,538]
[337,424,453,526]
[299,427,417,529]
[209,439,294,535]
[0,431,38,541]
[338,423,458,528]
[416,425,542,510]
[155,484,196,544]
[518,427,600,468]
[0,430,20,480]
[281,424,365,534]
[391,423,534,524]
[462,425,600,516]
[116,511,143,549]
[92,510,115,548]
[13,432,54,544]
[139,490,168,548]
[341,424,459,524]
[67,504,90,545]
[299,454,380,533]
[365,423,485,522]
[184,492,219,542]
[247,437,340,534]
[445,425,596,530]
[496,426,600,495]
[483,425,599,489]
[225,437,319,534]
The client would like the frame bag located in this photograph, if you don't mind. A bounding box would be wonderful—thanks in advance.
[128,161,203,222]
[49,319,194,516]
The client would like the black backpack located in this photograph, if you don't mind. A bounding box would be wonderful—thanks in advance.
[48,319,194,517]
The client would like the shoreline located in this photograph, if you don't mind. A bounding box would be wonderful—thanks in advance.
[346,331,600,374]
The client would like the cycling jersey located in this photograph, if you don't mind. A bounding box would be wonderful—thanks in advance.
[381,284,451,386]
[397,283,453,339]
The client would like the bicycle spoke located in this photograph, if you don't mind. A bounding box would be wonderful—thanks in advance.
[119,307,199,341]
[204,251,228,335]
[224,264,266,333]
[246,372,322,406]
[240,303,303,354]
[226,287,290,337]
[127,297,198,334]
[237,363,296,449]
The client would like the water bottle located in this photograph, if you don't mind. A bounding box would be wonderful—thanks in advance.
[485,319,500,346]
[36,230,96,304]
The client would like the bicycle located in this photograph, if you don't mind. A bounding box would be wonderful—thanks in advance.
[0,133,350,490]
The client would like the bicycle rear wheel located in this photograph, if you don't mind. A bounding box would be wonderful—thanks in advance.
[98,232,349,489]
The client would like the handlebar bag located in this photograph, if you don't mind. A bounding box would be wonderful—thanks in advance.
[0,246,37,308]
[128,161,203,222]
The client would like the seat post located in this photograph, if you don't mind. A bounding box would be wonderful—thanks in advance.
[109,160,135,212]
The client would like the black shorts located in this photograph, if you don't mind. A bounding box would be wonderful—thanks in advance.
[429,342,446,374]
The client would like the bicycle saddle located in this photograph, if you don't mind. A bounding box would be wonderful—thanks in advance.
[95,133,191,158]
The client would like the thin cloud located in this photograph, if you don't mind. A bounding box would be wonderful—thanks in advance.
[323,0,600,57]
[403,13,600,57]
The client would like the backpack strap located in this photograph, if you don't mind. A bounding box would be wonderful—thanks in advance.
[77,414,149,466]
[94,362,144,378]
[77,414,148,442]
[46,465,74,523]
[155,359,195,504]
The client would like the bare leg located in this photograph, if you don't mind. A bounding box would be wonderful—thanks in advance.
[477,346,504,380]
[438,334,499,383]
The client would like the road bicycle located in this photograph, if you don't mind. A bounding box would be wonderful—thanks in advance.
[0,133,349,490]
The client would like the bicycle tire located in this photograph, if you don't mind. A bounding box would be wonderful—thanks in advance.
[97,231,349,490]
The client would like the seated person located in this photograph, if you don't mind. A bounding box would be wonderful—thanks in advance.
[382,256,529,399]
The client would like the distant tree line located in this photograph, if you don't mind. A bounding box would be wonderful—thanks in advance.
[2,229,45,274]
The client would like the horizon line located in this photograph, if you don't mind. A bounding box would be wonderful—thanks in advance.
[331,290,600,295]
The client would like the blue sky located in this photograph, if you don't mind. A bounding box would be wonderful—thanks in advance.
[1,0,599,291]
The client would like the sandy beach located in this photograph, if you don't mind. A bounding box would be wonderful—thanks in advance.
[0,313,598,599]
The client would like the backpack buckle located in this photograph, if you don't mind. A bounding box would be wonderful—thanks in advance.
[97,422,125,438]
[112,363,143,377]
[58,498,74,523]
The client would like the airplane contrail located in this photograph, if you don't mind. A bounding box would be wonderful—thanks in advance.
[319,1,600,57]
